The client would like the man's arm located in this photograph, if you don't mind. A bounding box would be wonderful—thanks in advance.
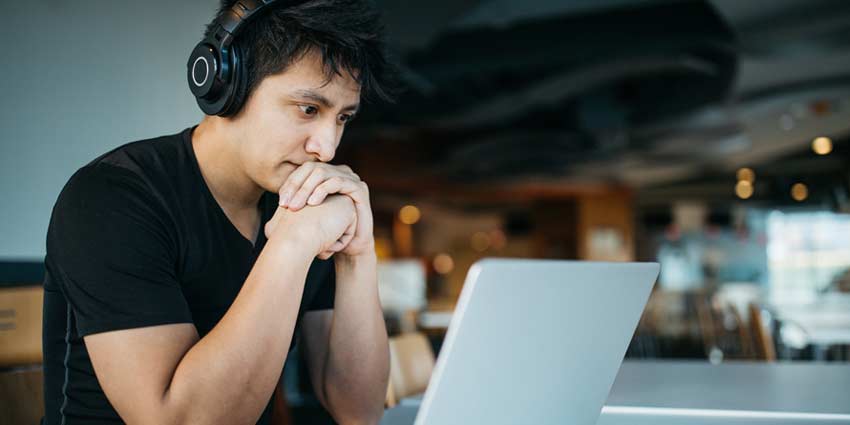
[85,196,357,425]
[85,236,313,425]
[280,162,389,423]
[301,252,389,425]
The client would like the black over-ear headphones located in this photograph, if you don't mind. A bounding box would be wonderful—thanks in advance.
[187,0,281,116]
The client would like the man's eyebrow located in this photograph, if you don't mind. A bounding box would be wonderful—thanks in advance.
[291,89,359,113]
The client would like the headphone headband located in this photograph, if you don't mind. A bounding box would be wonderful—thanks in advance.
[213,0,279,49]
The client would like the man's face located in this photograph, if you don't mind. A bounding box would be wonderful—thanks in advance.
[228,49,361,193]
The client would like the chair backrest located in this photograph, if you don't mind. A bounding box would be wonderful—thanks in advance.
[0,286,44,366]
[748,303,777,362]
[695,293,719,357]
[385,376,397,408]
[387,332,435,406]
[697,295,756,360]
[729,304,755,359]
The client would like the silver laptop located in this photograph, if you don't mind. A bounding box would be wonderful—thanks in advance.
[383,258,659,425]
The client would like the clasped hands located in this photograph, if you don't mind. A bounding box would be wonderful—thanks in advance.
[264,162,373,260]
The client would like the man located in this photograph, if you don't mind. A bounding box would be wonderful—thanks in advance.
[42,1,396,424]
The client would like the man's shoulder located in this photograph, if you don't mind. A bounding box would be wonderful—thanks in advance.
[89,128,191,176]
[54,128,194,219]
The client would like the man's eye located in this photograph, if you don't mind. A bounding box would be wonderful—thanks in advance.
[299,105,318,116]
[338,113,356,124]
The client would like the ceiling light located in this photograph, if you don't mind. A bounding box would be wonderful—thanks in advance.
[791,183,808,202]
[735,180,753,200]
[736,167,755,183]
[812,137,833,155]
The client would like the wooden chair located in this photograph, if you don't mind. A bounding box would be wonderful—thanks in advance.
[697,295,752,361]
[0,285,45,424]
[748,303,777,362]
[385,377,397,408]
[695,293,719,358]
[0,366,44,425]
[729,304,755,359]
[385,332,435,408]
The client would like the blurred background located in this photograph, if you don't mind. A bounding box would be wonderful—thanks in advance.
[354,0,850,365]
[2,0,850,423]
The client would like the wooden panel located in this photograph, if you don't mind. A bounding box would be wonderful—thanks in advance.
[577,193,635,261]
[531,201,578,259]
[0,286,44,366]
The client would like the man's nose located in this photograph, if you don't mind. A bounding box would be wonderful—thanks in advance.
[305,124,339,162]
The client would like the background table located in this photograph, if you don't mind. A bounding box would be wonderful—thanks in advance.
[771,295,850,360]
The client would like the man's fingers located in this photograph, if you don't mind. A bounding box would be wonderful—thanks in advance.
[337,230,354,249]
[305,177,339,207]
[308,179,368,208]
[340,214,357,244]
[287,168,329,211]
[325,212,357,253]
[279,162,316,207]
[280,163,366,210]
[307,177,361,206]
[319,236,350,259]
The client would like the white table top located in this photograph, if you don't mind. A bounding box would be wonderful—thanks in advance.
[381,360,850,425]
[605,360,850,414]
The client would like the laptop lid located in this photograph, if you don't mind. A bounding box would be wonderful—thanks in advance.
[415,259,659,425]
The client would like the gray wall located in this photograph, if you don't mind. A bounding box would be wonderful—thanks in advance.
[1,0,217,260]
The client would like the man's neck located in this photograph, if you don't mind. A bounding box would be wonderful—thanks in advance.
[192,117,264,212]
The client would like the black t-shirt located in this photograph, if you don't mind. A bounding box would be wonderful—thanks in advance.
[42,127,335,425]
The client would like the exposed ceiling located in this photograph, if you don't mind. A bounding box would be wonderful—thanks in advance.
[347,0,850,207]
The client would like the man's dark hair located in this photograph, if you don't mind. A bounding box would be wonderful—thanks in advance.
[207,0,397,113]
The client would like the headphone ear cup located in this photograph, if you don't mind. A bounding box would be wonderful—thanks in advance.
[191,42,240,116]
[220,44,249,117]
[188,42,230,115]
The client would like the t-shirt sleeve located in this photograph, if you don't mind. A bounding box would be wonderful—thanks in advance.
[46,163,192,336]
[304,257,336,311]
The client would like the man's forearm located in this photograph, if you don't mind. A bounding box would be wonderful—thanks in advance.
[161,236,314,425]
[325,252,390,424]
